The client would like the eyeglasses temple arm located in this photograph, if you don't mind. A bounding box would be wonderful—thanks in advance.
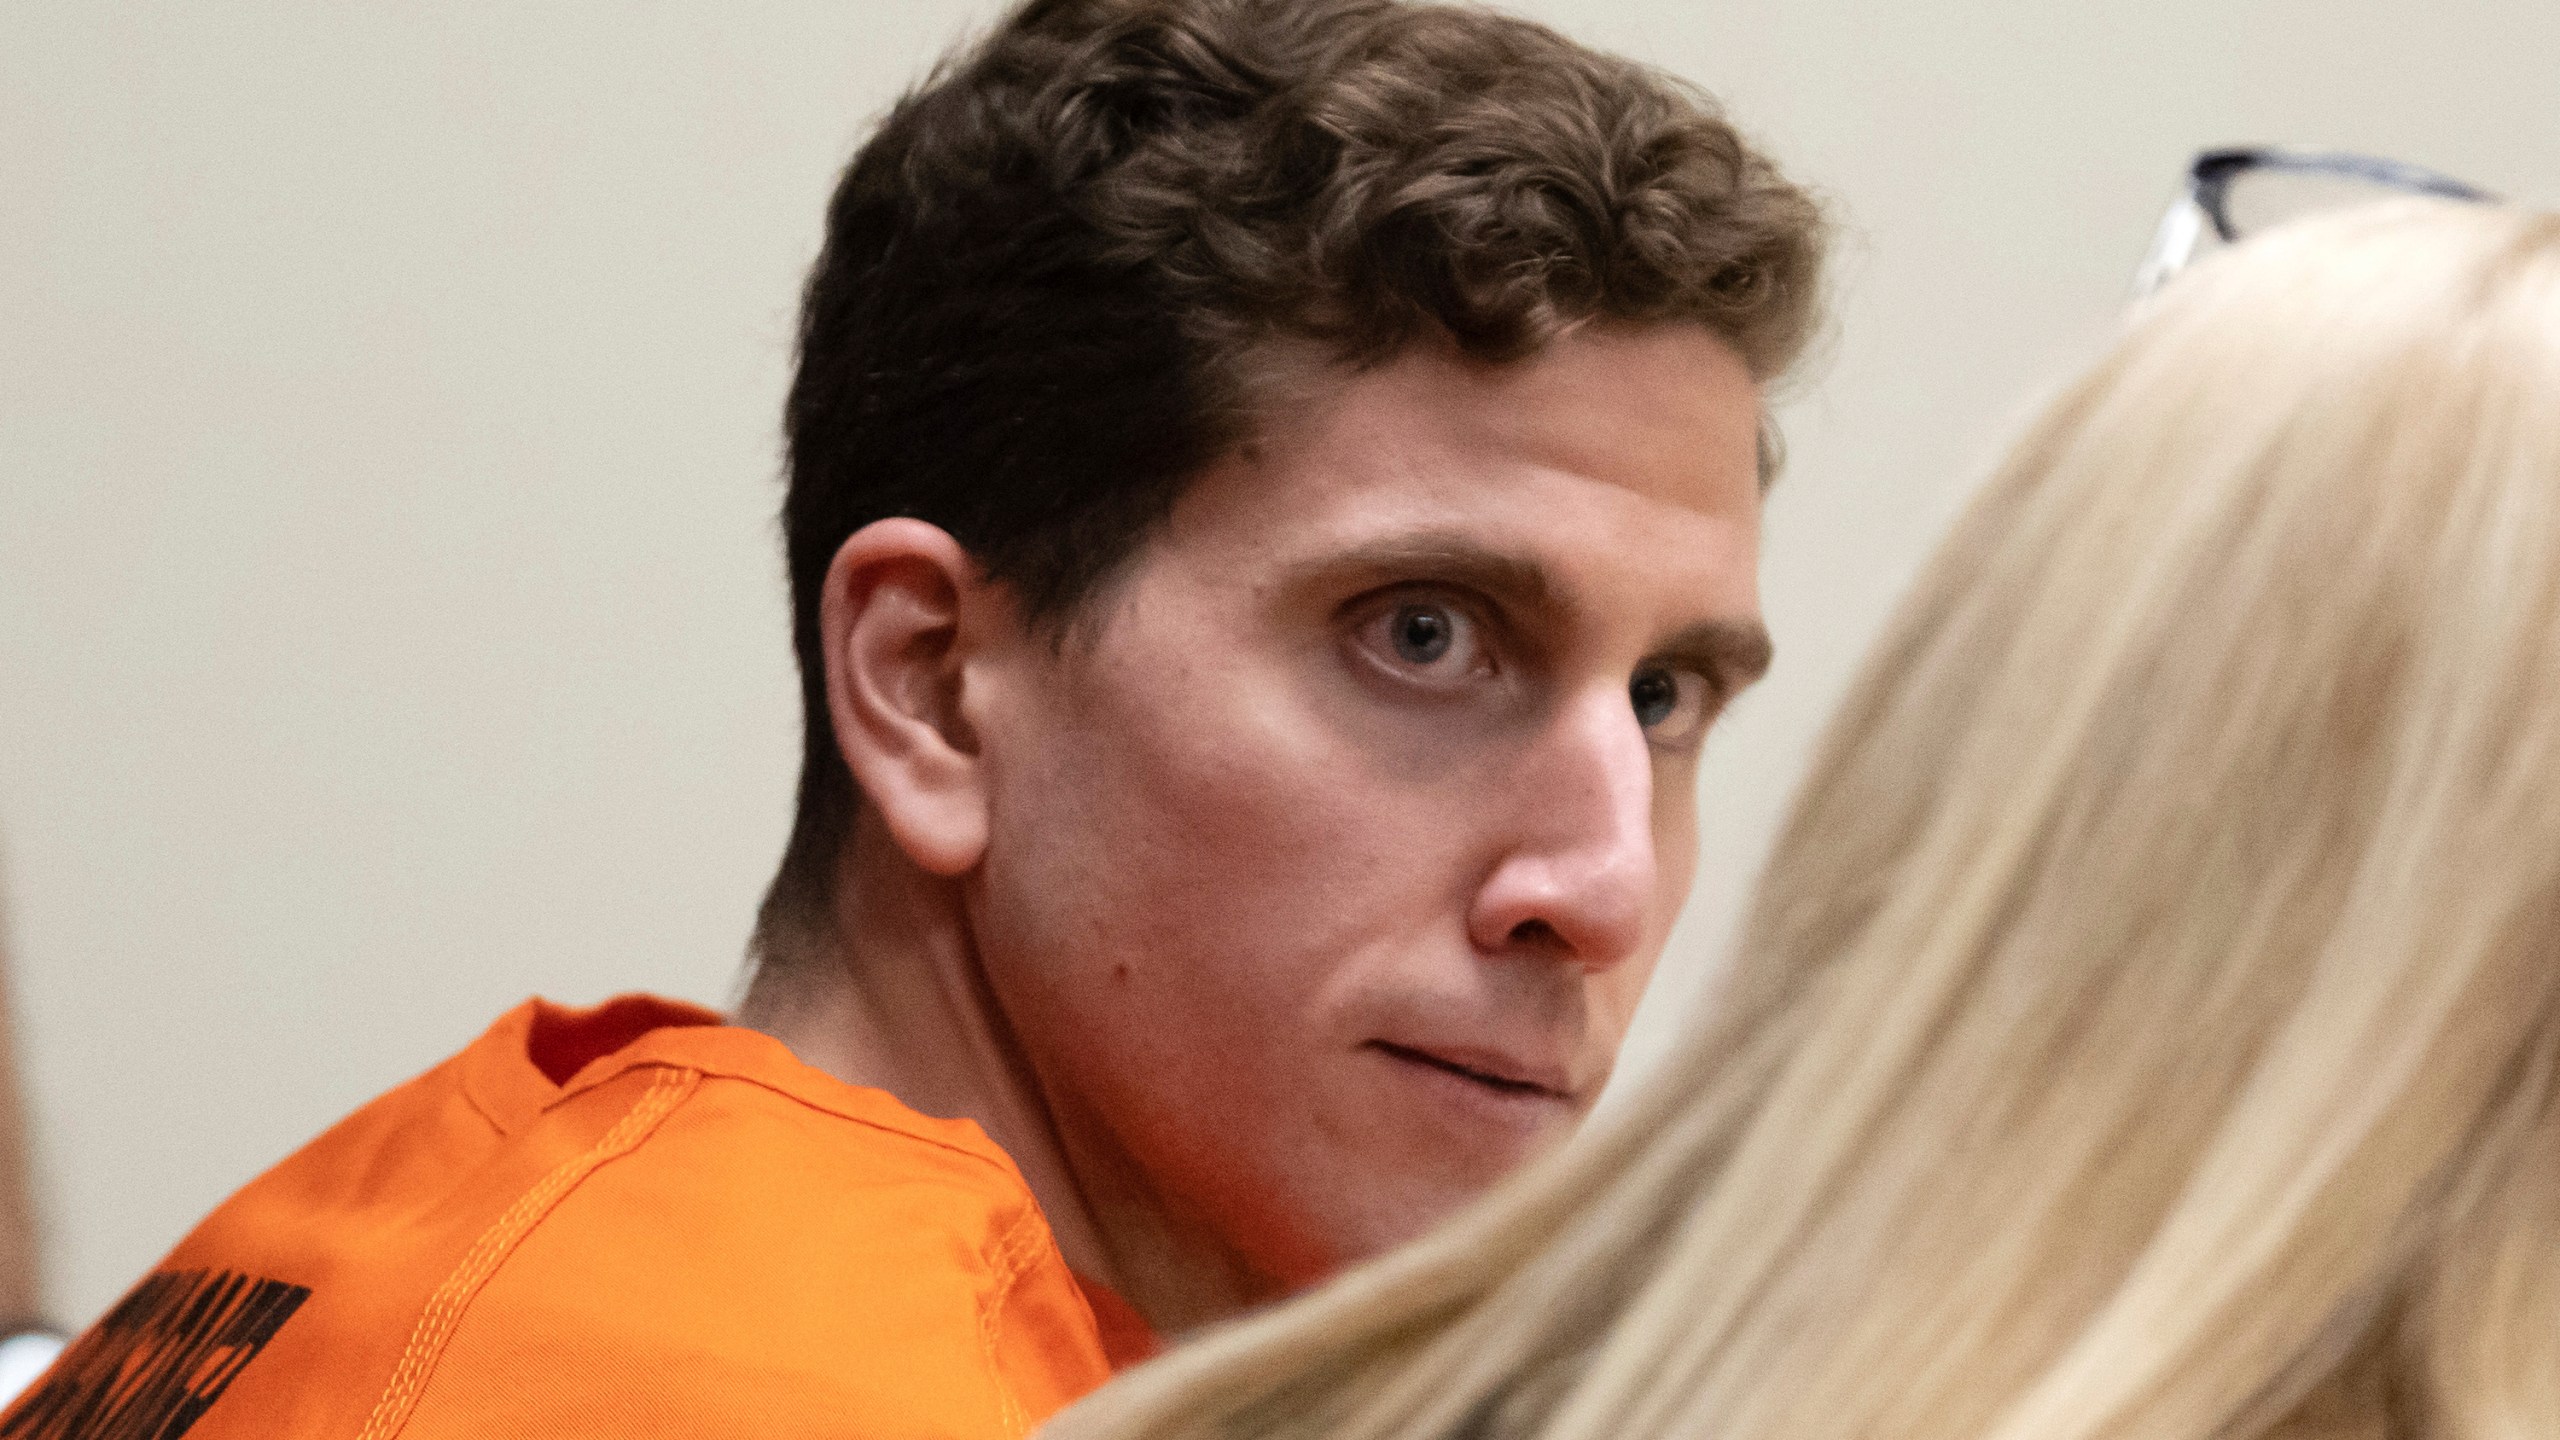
[2131,194,2205,299]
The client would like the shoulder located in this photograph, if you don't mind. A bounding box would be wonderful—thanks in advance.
[400,1062,1113,1438]
[550,1059,1056,1302]
[10,1004,1114,1439]
[562,1024,1067,1308]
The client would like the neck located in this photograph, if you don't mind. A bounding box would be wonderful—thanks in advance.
[733,813,1270,1336]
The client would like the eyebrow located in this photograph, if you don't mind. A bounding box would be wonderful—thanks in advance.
[1288,533,1775,692]
[1657,615,1774,694]
[1295,534,1566,615]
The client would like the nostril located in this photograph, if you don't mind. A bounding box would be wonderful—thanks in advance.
[1506,918,1567,952]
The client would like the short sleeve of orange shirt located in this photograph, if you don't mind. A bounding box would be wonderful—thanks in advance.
[3,995,1156,1439]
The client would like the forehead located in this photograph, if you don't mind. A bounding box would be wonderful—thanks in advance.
[1152,324,1766,618]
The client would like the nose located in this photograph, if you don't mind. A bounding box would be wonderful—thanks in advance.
[1466,685,1658,970]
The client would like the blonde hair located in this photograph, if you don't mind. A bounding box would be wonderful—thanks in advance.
[1046,200,2560,1440]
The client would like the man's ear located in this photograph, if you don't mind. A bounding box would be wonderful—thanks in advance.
[818,518,996,878]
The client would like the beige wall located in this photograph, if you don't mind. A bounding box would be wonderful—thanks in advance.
[4,1,2554,1325]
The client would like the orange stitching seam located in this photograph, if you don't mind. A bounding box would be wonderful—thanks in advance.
[355,1065,699,1440]
[978,1205,1050,1437]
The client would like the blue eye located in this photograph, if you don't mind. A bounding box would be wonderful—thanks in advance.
[1351,596,1490,690]
[1391,604,1456,665]
[1630,669,1677,726]
[1630,666,1712,744]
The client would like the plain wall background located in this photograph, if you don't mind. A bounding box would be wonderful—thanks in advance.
[5,0,2556,1326]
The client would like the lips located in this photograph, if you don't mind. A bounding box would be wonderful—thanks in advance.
[1367,1039,1576,1102]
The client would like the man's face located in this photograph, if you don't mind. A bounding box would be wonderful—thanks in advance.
[965,323,1768,1293]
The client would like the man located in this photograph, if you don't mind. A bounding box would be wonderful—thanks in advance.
[2,1,1822,1435]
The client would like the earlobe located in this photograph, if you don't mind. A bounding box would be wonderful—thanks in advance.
[818,519,994,878]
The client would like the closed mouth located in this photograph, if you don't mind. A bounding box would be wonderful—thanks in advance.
[1369,1040,1567,1100]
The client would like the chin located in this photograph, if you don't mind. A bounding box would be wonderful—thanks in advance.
[1306,1178,1503,1276]
[1294,1142,1569,1278]
[1210,1060,1591,1287]
[1363,1040,1585,1171]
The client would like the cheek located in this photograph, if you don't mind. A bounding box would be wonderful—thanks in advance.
[1581,768,1700,1045]
[1651,762,1703,923]
[1591,955,1658,1049]
[978,640,1427,1018]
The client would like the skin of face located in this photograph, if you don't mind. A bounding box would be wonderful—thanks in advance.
[959,322,1768,1300]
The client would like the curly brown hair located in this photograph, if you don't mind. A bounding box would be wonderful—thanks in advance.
[761,0,1828,944]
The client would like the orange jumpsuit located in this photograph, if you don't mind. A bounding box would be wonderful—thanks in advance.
[1,995,1152,1439]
